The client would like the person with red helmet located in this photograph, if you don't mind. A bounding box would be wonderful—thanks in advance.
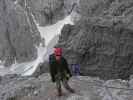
[49,47,75,96]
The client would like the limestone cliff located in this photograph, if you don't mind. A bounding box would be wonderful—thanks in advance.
[57,0,133,79]
[17,0,79,26]
[0,0,41,66]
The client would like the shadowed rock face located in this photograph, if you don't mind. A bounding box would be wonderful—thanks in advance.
[0,0,41,66]
[57,0,133,80]
[17,0,79,26]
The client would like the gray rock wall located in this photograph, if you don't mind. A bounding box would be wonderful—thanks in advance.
[57,0,133,79]
[0,0,41,66]
[17,0,79,26]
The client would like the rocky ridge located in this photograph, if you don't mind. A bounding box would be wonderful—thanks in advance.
[17,0,80,26]
[57,0,133,79]
[0,73,133,100]
[0,0,41,66]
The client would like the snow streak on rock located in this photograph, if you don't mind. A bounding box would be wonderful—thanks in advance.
[9,14,74,76]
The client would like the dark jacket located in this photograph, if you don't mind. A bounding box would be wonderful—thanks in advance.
[49,54,72,82]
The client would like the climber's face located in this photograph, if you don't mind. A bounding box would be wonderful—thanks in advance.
[54,48,62,61]
[55,55,61,61]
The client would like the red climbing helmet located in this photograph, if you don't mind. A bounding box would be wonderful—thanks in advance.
[54,47,62,56]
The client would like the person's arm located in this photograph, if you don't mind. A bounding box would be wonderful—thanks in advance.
[49,55,56,82]
[63,57,72,77]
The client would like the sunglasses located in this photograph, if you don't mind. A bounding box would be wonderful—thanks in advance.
[55,55,61,56]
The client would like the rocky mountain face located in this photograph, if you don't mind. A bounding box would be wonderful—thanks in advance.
[0,0,41,66]
[1,0,133,100]
[57,0,133,80]
[17,0,79,26]
[0,0,79,66]
[0,73,133,100]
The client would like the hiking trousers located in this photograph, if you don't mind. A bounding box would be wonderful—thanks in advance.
[55,78,74,95]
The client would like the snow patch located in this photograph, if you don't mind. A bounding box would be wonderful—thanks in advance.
[0,60,4,68]
[37,14,74,46]
[10,14,74,76]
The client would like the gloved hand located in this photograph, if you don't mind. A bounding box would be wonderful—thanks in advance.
[66,74,70,78]
[66,74,72,79]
